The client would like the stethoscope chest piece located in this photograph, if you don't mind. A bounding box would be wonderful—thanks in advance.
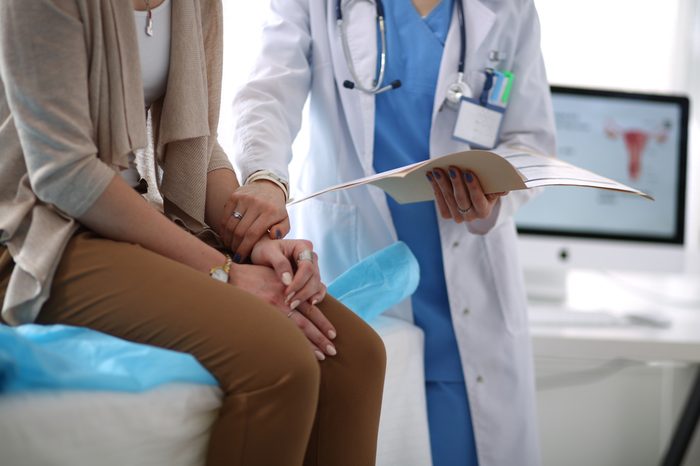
[446,78,470,109]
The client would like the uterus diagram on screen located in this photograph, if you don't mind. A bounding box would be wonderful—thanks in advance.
[604,118,671,181]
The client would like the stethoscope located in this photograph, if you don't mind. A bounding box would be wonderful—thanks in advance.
[336,0,467,106]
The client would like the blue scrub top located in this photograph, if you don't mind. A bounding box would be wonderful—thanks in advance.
[373,0,463,382]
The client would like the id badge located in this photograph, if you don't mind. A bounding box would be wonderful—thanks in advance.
[452,96,505,149]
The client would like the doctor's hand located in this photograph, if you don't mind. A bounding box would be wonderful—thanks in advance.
[228,260,337,361]
[427,167,506,224]
[219,181,290,263]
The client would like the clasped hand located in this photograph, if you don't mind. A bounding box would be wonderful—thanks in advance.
[228,238,336,361]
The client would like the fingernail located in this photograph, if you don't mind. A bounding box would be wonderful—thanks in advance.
[465,172,474,183]
[449,168,457,179]
[328,329,337,340]
[314,350,326,361]
[311,298,319,306]
[433,170,441,180]
[326,345,337,356]
[426,173,433,182]
[285,291,296,304]
[281,272,292,286]
[233,253,242,264]
[290,300,300,310]
[275,229,282,239]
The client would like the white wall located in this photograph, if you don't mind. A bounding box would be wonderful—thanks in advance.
[219,3,269,158]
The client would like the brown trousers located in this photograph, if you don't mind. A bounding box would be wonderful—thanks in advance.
[0,232,386,466]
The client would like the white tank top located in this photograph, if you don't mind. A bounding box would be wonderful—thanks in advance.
[122,0,172,188]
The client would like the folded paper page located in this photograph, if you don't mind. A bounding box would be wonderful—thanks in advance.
[288,150,651,205]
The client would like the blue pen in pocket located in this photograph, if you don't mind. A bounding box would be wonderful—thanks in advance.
[478,68,495,106]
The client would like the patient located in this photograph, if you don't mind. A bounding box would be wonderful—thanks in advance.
[0,1,385,465]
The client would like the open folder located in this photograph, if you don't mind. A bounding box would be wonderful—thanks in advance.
[288,150,652,205]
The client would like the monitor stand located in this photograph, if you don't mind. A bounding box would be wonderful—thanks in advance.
[523,266,568,303]
[523,267,699,328]
[523,267,632,327]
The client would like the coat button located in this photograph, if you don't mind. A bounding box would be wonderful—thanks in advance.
[452,241,460,248]
[462,308,470,316]
[477,375,484,383]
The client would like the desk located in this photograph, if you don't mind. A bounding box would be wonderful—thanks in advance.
[528,270,700,466]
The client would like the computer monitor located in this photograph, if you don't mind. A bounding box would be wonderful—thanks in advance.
[515,86,690,301]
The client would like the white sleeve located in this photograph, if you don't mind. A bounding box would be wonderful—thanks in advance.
[231,0,313,184]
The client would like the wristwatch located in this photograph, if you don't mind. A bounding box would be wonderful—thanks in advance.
[209,255,233,283]
[244,170,290,202]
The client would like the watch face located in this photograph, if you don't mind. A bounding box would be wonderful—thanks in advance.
[211,268,229,283]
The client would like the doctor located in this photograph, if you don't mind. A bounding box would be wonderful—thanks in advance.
[229,0,555,465]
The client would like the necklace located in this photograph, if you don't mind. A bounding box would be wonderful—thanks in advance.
[144,0,154,36]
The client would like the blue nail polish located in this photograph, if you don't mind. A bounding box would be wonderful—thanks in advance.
[465,172,474,183]
[434,170,441,180]
[449,169,457,179]
[275,229,282,239]
[233,253,242,263]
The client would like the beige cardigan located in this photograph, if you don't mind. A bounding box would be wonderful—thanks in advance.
[0,0,233,325]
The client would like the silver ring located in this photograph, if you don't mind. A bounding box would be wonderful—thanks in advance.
[458,206,472,215]
[297,249,313,263]
[231,211,244,220]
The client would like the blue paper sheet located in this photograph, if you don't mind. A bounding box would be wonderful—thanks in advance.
[0,324,216,394]
[328,241,419,323]
[0,241,418,394]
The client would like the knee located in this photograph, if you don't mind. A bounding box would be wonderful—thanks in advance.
[362,324,387,384]
[271,333,321,398]
[217,324,321,399]
[341,319,387,386]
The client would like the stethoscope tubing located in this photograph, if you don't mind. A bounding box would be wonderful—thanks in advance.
[336,0,466,95]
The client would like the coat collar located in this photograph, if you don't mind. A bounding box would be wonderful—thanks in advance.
[327,0,376,173]
[431,0,496,137]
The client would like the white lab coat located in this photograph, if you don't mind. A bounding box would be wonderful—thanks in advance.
[232,1,556,465]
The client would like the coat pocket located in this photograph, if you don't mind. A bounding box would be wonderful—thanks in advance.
[483,219,528,333]
[288,197,359,283]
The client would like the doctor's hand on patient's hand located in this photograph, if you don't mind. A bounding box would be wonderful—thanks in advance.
[219,181,290,262]
[427,166,506,224]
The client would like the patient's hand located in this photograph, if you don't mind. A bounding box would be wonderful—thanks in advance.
[229,262,336,361]
[235,239,335,361]
[219,181,290,261]
[250,239,326,307]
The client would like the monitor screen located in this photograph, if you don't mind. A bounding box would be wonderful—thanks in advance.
[515,86,689,245]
